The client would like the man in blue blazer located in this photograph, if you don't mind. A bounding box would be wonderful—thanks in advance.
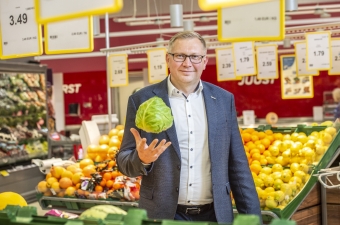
[116,31,262,223]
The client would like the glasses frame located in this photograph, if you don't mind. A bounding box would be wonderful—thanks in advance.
[167,53,205,64]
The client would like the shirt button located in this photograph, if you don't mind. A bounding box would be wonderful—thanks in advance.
[176,187,179,192]
[177,91,179,93]
[190,131,193,134]
[188,200,190,203]
[189,184,192,186]
[177,165,181,170]
[190,166,193,169]
[188,115,191,117]
[190,148,193,151]
[187,100,189,102]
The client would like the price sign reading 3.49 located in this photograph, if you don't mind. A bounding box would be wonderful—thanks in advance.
[256,45,278,79]
[108,54,128,87]
[0,0,42,59]
[305,32,331,71]
[215,47,237,81]
[232,41,256,76]
[147,48,168,83]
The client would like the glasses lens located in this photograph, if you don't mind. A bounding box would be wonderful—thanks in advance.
[172,54,202,64]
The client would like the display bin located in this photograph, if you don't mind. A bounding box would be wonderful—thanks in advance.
[0,205,297,225]
[37,194,139,214]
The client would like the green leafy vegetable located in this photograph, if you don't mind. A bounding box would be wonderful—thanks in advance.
[135,96,173,133]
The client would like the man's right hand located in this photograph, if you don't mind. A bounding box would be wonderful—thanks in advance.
[130,128,172,164]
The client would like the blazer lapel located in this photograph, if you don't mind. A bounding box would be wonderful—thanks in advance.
[153,79,181,160]
[202,83,218,157]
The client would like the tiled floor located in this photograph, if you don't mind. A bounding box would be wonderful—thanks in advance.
[28,201,49,216]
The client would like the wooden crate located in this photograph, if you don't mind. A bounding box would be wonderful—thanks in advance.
[291,205,321,225]
[325,175,340,204]
[327,204,340,225]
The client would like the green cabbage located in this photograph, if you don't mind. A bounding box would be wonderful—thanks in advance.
[135,96,173,133]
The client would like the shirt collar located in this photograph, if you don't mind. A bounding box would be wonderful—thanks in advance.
[167,75,203,97]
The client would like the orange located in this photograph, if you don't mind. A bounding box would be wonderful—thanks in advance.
[243,128,255,134]
[250,163,262,175]
[252,152,261,161]
[247,143,257,151]
[87,144,99,154]
[99,178,107,187]
[82,165,96,177]
[257,132,266,140]
[251,135,259,142]
[59,177,73,189]
[261,138,271,149]
[108,128,119,138]
[241,133,252,143]
[37,181,48,193]
[71,172,83,185]
[99,135,110,145]
[262,150,271,157]
[117,130,124,141]
[111,170,120,179]
[61,170,73,179]
[95,185,103,192]
[66,165,79,174]
[50,166,65,179]
[103,172,112,181]
[51,182,61,193]
[109,137,121,149]
[244,145,250,153]
[115,124,124,130]
[65,187,76,197]
[265,130,274,135]
[79,158,94,169]
[250,148,260,156]
[45,173,52,180]
[75,183,81,190]
[273,133,283,141]
[46,177,58,188]
[113,183,124,190]
[98,144,109,157]
[108,160,116,168]
[256,144,266,154]
[106,180,114,188]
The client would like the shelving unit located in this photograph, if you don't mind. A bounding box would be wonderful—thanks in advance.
[323,91,337,120]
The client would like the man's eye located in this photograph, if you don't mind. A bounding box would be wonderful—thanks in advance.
[190,55,200,60]
[176,54,185,59]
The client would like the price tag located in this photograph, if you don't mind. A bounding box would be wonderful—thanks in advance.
[35,0,123,23]
[147,48,168,83]
[45,16,93,54]
[198,0,269,11]
[215,47,238,81]
[108,54,128,87]
[232,42,257,76]
[294,42,319,76]
[0,0,42,59]
[256,45,278,79]
[218,0,284,42]
[329,38,340,75]
[305,31,332,71]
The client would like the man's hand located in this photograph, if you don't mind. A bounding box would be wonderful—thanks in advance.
[130,128,172,164]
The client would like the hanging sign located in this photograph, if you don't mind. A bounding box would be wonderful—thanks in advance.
[198,0,270,11]
[329,38,340,75]
[280,55,314,99]
[218,0,284,42]
[256,45,278,79]
[232,42,257,76]
[215,47,239,81]
[35,0,123,23]
[108,54,128,87]
[0,0,42,59]
[305,31,332,71]
[147,48,168,84]
[44,16,93,54]
[294,42,319,76]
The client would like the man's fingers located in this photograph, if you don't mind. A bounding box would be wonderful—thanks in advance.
[137,138,146,151]
[148,139,159,149]
[130,128,141,142]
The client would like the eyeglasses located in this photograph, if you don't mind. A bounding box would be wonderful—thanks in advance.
[168,53,205,64]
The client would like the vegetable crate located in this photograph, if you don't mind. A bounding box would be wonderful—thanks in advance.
[0,205,296,225]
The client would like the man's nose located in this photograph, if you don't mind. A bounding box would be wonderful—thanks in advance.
[182,56,192,65]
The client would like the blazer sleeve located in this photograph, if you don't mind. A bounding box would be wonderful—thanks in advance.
[228,95,262,220]
[116,96,152,177]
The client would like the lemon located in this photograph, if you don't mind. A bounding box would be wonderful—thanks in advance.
[281,171,292,183]
[264,176,274,188]
[274,190,285,202]
[273,179,284,191]
[265,196,278,209]
[0,192,27,210]
[260,167,272,175]
[325,127,337,136]
[272,164,283,173]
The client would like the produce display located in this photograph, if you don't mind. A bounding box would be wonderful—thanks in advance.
[36,125,141,202]
[235,121,338,211]
[0,72,48,164]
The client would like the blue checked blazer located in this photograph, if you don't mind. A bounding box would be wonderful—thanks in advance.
[116,78,262,223]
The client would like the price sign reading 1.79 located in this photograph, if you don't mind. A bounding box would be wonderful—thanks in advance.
[9,13,28,25]
[233,41,256,76]
[305,32,331,71]
[0,0,42,59]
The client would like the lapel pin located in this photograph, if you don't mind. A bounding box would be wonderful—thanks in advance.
[211,96,216,99]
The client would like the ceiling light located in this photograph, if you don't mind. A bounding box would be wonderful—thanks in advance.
[183,20,195,31]
[320,12,331,18]
[170,4,183,27]
[314,8,324,15]
[283,38,291,48]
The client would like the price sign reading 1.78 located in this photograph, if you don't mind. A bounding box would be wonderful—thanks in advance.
[0,0,42,59]
[147,48,168,83]
[233,41,256,76]
[305,31,331,71]
[256,45,278,79]
[108,54,128,87]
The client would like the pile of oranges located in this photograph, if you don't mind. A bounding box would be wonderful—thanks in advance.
[36,124,141,200]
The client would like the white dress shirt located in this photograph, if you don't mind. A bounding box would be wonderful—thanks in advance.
[167,76,213,205]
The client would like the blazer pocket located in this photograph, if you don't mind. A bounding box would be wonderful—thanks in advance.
[140,185,154,200]
[225,182,231,195]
